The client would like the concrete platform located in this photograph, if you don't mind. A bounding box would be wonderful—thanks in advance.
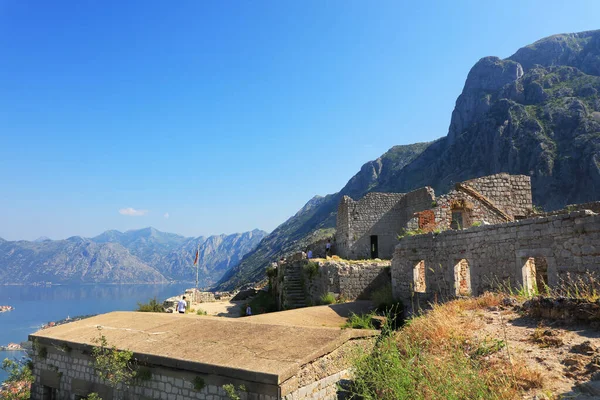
[30,303,377,386]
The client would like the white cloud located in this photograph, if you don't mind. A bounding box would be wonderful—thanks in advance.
[164,212,170,219]
[119,207,148,217]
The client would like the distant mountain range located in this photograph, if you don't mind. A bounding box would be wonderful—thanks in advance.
[216,29,600,290]
[0,227,267,285]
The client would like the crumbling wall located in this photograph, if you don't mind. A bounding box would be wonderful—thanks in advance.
[392,210,600,307]
[462,173,532,218]
[433,174,533,230]
[335,189,435,260]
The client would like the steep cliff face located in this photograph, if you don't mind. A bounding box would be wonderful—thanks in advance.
[377,30,600,210]
[217,29,600,291]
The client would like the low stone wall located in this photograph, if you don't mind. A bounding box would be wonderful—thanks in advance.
[523,297,600,325]
[30,346,277,400]
[303,260,391,304]
[164,289,220,310]
[392,210,600,308]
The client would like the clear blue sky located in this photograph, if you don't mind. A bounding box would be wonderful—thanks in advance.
[1,0,598,241]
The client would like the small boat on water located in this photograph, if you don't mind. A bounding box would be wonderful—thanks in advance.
[0,305,14,313]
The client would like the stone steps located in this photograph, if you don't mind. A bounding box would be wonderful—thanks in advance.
[282,266,307,309]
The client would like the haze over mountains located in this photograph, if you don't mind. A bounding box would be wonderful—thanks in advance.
[217,29,600,290]
[0,227,267,286]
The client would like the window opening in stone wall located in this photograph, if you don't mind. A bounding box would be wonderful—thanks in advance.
[454,259,471,296]
[450,199,474,230]
[450,211,463,230]
[522,257,549,295]
[370,235,379,259]
[413,260,426,293]
[522,257,536,295]
[42,386,59,400]
[534,257,549,294]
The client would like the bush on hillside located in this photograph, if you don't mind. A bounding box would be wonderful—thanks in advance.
[136,297,164,313]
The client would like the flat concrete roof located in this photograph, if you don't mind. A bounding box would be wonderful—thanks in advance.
[30,304,376,385]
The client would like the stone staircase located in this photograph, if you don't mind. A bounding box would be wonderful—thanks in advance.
[282,263,307,310]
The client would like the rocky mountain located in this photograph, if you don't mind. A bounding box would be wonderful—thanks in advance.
[0,228,267,285]
[216,29,600,290]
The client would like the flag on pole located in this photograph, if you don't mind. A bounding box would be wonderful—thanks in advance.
[193,249,199,266]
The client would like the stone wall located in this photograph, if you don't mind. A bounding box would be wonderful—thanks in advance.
[280,338,373,400]
[336,189,435,260]
[275,258,391,309]
[430,174,533,231]
[303,259,391,304]
[335,174,532,260]
[30,346,278,400]
[30,334,372,400]
[463,173,532,218]
[392,210,600,308]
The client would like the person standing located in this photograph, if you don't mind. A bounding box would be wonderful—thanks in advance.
[325,239,332,257]
[307,249,313,259]
[245,304,252,316]
[176,296,187,314]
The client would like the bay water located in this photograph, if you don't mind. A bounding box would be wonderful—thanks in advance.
[0,283,191,383]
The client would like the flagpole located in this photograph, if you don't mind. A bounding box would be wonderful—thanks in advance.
[196,242,199,291]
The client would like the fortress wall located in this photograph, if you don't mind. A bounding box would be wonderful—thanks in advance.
[392,210,600,307]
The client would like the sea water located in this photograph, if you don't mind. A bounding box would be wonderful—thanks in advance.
[0,283,191,383]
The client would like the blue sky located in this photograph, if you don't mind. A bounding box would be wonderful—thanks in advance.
[1,1,599,241]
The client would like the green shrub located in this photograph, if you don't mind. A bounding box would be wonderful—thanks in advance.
[397,228,425,240]
[266,266,277,279]
[196,308,207,316]
[471,221,482,227]
[1,358,34,400]
[319,293,336,305]
[85,393,102,400]
[223,383,246,400]
[136,367,152,381]
[371,284,394,310]
[193,376,205,391]
[38,346,48,359]
[91,330,136,387]
[343,312,376,329]
[303,261,319,279]
[136,297,165,313]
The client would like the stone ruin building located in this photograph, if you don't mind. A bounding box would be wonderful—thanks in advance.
[335,173,533,260]
[391,206,600,310]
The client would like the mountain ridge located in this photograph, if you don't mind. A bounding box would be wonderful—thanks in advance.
[0,227,267,285]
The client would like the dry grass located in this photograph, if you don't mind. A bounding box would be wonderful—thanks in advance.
[349,293,544,399]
